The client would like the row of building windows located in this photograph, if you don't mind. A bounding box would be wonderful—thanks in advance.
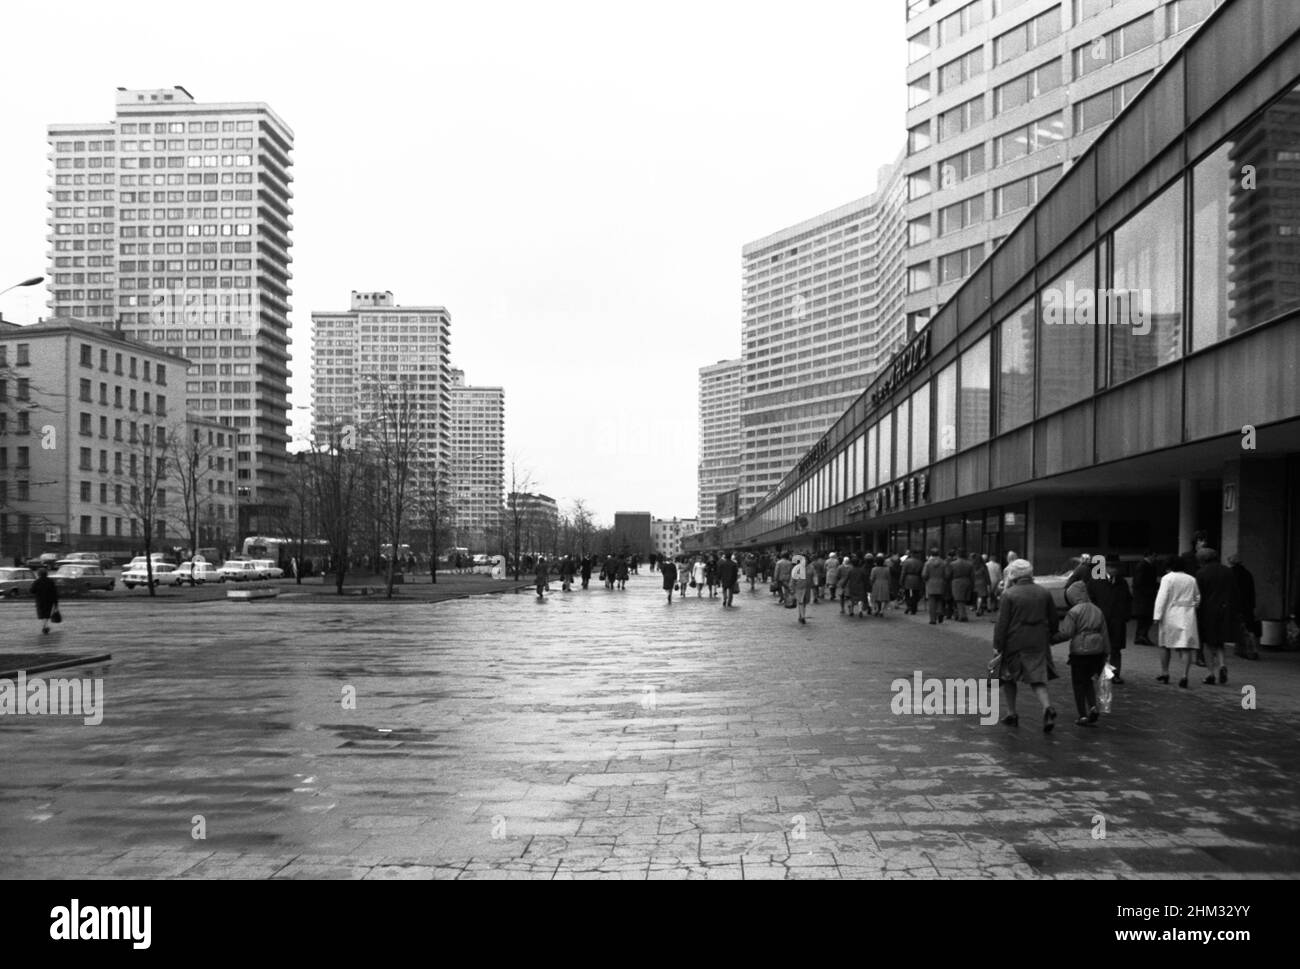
[118,120,256,135]
[763,78,1300,521]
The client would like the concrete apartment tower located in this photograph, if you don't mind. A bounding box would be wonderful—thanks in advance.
[310,292,453,504]
[46,86,295,535]
[697,358,743,529]
[902,0,1223,333]
[450,368,505,554]
[737,158,908,513]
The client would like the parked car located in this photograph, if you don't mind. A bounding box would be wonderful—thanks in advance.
[249,559,284,580]
[1033,556,1136,611]
[24,553,61,572]
[61,551,118,570]
[218,560,261,582]
[0,567,37,598]
[171,561,220,585]
[122,562,175,589]
[53,563,116,594]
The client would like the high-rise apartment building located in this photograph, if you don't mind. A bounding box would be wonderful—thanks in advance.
[310,291,453,496]
[450,368,505,552]
[738,158,907,512]
[46,86,295,534]
[697,358,743,529]
[903,0,1223,332]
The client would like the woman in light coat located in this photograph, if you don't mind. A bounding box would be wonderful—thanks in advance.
[692,557,707,598]
[1154,556,1200,688]
[869,555,892,617]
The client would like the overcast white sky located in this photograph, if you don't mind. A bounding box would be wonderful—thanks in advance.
[0,0,905,525]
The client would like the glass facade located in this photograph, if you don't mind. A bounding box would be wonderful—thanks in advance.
[959,334,991,450]
[1110,177,1184,384]
[936,361,957,459]
[998,299,1035,433]
[1038,252,1096,416]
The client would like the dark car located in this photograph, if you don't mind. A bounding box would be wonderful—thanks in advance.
[62,551,117,570]
[52,562,116,594]
[24,553,61,572]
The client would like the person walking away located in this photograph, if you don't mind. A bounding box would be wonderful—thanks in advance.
[992,559,1060,731]
[535,558,550,599]
[950,550,974,622]
[791,554,811,624]
[616,556,630,590]
[718,552,739,608]
[1051,581,1110,726]
[560,556,574,592]
[580,556,593,590]
[1229,554,1259,660]
[837,555,853,612]
[774,552,793,605]
[973,554,991,617]
[845,555,868,618]
[811,553,826,604]
[869,556,891,617]
[923,549,947,625]
[887,554,902,610]
[984,554,1002,613]
[1154,556,1200,688]
[1087,559,1132,685]
[1131,551,1159,645]
[1195,548,1235,686]
[902,550,924,615]
[661,558,678,604]
[31,567,60,634]
[705,555,719,599]
[744,553,758,592]
[825,553,840,603]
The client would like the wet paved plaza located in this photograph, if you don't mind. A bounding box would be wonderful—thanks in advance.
[2,575,1298,879]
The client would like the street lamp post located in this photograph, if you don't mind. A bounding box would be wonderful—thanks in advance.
[0,276,43,299]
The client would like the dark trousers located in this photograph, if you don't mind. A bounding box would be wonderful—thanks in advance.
[927,594,945,623]
[1135,617,1153,642]
[1070,654,1106,717]
[905,588,920,614]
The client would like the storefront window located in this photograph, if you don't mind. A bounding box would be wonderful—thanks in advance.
[1110,176,1184,383]
[896,397,911,475]
[850,435,862,496]
[936,362,957,460]
[1038,251,1097,416]
[879,413,894,484]
[867,424,878,490]
[998,299,1035,433]
[1192,84,1300,351]
[911,382,931,470]
[960,333,992,449]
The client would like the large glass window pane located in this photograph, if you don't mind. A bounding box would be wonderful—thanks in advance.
[1110,177,1184,383]
[911,382,931,469]
[998,298,1035,433]
[960,334,992,449]
[896,398,911,475]
[851,436,862,495]
[1192,86,1300,350]
[936,362,958,459]
[879,414,893,485]
[1038,252,1097,415]
[867,424,877,490]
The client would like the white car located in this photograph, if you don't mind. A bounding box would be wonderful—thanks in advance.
[171,561,220,585]
[249,559,284,580]
[218,560,261,582]
[122,562,176,589]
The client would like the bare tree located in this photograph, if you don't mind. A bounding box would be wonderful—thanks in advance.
[366,380,420,599]
[504,456,536,581]
[570,499,595,558]
[171,423,229,560]
[310,421,368,595]
[116,418,177,598]
[413,457,454,585]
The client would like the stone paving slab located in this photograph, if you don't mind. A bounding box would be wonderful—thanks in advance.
[1,578,1298,879]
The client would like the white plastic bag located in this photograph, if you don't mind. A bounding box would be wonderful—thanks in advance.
[1098,662,1116,713]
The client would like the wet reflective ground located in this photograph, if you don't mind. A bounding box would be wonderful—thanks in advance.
[1,577,1298,879]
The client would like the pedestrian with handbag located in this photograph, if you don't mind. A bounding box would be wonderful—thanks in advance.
[1051,581,1110,727]
[993,559,1060,731]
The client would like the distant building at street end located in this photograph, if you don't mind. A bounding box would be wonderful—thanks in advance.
[613,511,652,558]
[651,516,701,560]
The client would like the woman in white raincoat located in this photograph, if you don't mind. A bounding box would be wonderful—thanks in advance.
[1154,555,1200,688]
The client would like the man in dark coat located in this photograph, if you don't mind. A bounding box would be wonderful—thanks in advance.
[949,550,974,622]
[901,550,924,614]
[1195,548,1236,685]
[1088,560,1132,684]
[1132,551,1159,645]
[31,567,60,634]
[1229,554,1259,659]
[660,558,678,604]
[580,556,593,589]
[717,552,739,608]
[923,549,947,625]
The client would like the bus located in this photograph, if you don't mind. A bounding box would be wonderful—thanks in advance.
[241,536,331,575]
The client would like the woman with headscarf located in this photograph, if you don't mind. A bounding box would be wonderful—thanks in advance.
[1154,555,1200,688]
[992,559,1060,731]
[31,567,60,634]
[845,555,868,618]
[791,553,811,624]
[870,555,891,617]
[1051,581,1110,727]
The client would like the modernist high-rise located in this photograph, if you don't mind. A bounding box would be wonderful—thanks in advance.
[697,358,743,529]
[310,290,453,495]
[903,0,1223,333]
[450,368,505,552]
[737,158,907,512]
[47,86,295,534]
